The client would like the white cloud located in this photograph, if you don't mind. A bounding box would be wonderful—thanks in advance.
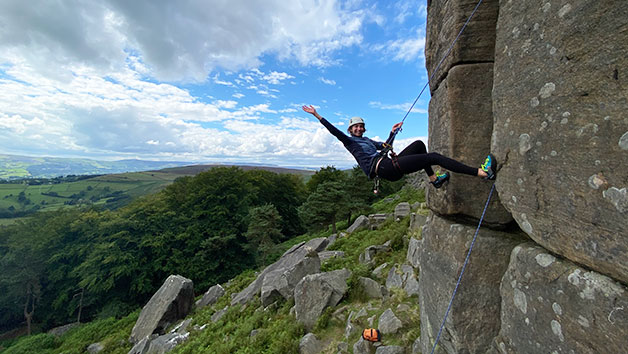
[369,101,428,114]
[371,28,426,62]
[319,77,337,85]
[0,0,371,82]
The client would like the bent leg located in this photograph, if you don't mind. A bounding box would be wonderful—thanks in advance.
[396,140,434,176]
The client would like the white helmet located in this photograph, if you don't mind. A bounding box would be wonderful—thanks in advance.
[348,116,365,128]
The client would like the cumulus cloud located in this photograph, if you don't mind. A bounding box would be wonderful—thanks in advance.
[0,0,369,82]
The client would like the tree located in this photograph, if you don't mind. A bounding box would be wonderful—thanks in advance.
[343,166,374,225]
[245,204,283,266]
[299,180,348,234]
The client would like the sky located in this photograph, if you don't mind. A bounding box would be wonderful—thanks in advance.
[0,0,430,170]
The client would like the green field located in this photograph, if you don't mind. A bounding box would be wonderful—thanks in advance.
[0,170,192,221]
[0,165,315,224]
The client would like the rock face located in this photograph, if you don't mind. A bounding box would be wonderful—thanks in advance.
[129,275,194,344]
[425,0,499,92]
[294,269,351,331]
[423,0,628,352]
[418,214,522,353]
[231,237,327,305]
[427,62,512,225]
[494,244,628,353]
[492,0,628,284]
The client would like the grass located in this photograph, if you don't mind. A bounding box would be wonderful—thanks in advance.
[1,186,425,353]
[0,311,138,354]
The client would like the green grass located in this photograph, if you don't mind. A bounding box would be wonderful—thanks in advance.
[1,187,425,353]
[0,311,138,354]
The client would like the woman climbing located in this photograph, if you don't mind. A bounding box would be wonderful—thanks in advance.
[302,105,496,188]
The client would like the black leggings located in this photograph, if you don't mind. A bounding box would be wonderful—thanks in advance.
[376,140,478,182]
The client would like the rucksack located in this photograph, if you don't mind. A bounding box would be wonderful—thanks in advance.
[362,328,381,342]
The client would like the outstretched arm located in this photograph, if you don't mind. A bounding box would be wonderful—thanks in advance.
[302,105,323,121]
[303,104,351,145]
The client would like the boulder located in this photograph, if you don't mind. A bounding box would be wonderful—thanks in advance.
[347,215,370,233]
[492,0,628,284]
[358,277,387,299]
[326,234,338,249]
[146,332,189,354]
[211,306,228,323]
[372,263,388,278]
[318,250,345,263]
[129,275,194,344]
[294,269,352,330]
[375,346,406,354]
[360,245,391,264]
[195,284,225,308]
[87,342,104,353]
[231,237,327,305]
[299,333,321,354]
[378,309,403,334]
[493,244,628,353]
[407,237,422,269]
[353,337,376,354]
[418,214,522,354]
[128,335,153,354]
[426,62,512,225]
[394,202,411,220]
[261,253,320,306]
[368,213,392,230]
[385,267,403,290]
[425,0,499,92]
[47,322,79,337]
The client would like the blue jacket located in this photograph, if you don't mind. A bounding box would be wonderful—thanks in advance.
[319,118,395,178]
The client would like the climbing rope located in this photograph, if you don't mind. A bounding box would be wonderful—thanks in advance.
[429,183,495,354]
[387,0,485,145]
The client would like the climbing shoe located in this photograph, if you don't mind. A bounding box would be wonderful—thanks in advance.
[430,172,450,189]
[481,154,497,180]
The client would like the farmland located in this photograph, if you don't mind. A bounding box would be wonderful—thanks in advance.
[0,164,316,224]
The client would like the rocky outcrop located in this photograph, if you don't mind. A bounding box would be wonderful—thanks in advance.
[378,309,403,335]
[418,214,522,353]
[231,237,327,305]
[260,252,320,307]
[294,269,351,331]
[493,244,628,353]
[427,62,512,225]
[491,0,628,284]
[422,0,628,352]
[129,275,194,344]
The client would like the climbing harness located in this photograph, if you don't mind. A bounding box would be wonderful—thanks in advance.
[371,143,402,194]
[429,183,495,354]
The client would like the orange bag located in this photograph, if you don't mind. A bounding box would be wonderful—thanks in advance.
[362,328,381,342]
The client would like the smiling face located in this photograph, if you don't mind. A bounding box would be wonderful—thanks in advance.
[349,123,365,137]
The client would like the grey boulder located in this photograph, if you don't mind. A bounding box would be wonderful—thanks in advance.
[294,269,352,330]
[195,284,224,308]
[129,275,194,344]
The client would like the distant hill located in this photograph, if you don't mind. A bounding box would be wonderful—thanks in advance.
[0,154,195,179]
[0,154,315,180]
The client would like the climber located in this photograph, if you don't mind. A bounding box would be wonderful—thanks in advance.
[302,105,496,188]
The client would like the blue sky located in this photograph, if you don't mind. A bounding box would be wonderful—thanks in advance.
[0,0,429,169]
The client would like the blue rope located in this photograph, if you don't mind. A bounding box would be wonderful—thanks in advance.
[429,183,495,354]
[388,0,485,144]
